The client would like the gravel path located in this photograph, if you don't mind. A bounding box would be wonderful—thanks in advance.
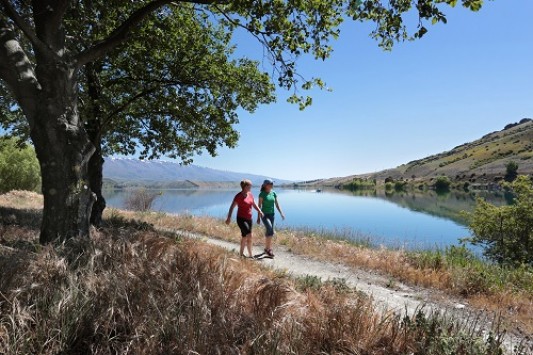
[169,228,532,354]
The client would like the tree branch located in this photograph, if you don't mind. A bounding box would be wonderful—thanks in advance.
[102,80,187,132]
[0,0,59,60]
[0,16,40,125]
[103,87,158,128]
[75,0,216,68]
[43,0,70,35]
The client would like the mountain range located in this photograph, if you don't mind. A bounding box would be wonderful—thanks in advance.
[103,158,290,187]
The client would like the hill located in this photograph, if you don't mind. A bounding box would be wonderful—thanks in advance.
[315,119,533,186]
[103,158,290,187]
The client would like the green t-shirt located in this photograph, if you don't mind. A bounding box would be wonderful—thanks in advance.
[259,191,277,214]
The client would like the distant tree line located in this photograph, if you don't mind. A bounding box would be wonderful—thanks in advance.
[0,137,40,193]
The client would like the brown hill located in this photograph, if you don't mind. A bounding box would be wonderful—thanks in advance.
[316,119,533,186]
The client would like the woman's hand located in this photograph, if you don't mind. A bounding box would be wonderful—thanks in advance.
[225,217,231,225]
[257,217,261,225]
[281,213,286,221]
[259,211,265,218]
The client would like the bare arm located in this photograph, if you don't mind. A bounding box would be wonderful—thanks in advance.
[275,198,285,220]
[225,201,237,224]
[253,199,264,218]
[257,197,264,223]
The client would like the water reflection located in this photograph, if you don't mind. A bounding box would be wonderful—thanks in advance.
[330,188,510,225]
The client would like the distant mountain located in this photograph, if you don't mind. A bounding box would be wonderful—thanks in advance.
[103,158,290,186]
[313,118,533,186]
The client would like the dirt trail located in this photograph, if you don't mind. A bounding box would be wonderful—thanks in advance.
[170,228,531,354]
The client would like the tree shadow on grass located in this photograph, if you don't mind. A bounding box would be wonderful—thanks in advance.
[0,206,42,229]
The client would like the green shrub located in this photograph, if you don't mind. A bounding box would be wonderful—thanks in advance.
[466,175,533,265]
[0,137,41,193]
[434,176,451,192]
[346,178,375,190]
[504,161,518,182]
[408,245,533,295]
[394,180,408,191]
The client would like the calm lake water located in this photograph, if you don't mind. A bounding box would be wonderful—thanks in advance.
[105,188,510,249]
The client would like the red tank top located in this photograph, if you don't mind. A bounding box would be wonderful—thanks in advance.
[233,192,254,219]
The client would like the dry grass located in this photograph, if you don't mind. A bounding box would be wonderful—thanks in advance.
[0,190,43,210]
[0,221,509,354]
[0,191,529,353]
[109,210,533,336]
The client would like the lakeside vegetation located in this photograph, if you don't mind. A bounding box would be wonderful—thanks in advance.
[0,192,518,354]
[0,127,531,353]
[2,189,531,341]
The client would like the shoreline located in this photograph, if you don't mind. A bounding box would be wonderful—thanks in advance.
[0,191,531,353]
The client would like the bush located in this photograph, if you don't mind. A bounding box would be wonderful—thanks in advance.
[125,188,160,212]
[0,137,41,193]
[394,180,408,191]
[466,176,533,265]
[434,176,451,192]
[504,161,518,182]
[346,178,375,190]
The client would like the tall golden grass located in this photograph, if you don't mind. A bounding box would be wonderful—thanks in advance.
[111,210,533,336]
[0,223,510,354]
[0,191,529,353]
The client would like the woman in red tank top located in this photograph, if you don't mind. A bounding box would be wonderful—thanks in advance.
[226,179,264,257]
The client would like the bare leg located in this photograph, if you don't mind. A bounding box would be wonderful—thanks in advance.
[246,234,253,257]
[240,237,246,256]
[265,237,272,251]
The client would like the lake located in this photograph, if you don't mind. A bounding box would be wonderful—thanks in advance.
[105,188,511,249]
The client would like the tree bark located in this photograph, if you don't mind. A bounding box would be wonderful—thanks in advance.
[31,65,96,244]
[1,16,96,244]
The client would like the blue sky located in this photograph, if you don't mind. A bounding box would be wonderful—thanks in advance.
[192,1,533,181]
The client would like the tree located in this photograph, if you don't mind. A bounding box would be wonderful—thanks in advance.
[79,8,275,225]
[434,176,451,192]
[0,137,40,193]
[504,161,519,182]
[0,0,486,244]
[467,176,533,265]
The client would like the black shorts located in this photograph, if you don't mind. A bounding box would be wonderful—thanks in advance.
[236,217,253,237]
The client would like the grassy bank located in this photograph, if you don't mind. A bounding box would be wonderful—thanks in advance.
[105,211,533,336]
[0,192,533,354]
[0,194,515,354]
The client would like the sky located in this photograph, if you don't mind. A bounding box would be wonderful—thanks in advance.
[192,1,533,181]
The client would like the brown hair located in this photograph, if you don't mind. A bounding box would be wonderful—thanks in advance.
[240,179,252,190]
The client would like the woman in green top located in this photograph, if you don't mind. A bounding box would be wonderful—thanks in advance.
[257,179,285,257]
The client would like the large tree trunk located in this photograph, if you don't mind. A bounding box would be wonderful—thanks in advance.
[86,63,106,227]
[28,1,97,243]
[31,66,96,244]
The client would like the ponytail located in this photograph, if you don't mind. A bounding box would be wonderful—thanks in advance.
[240,179,252,190]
